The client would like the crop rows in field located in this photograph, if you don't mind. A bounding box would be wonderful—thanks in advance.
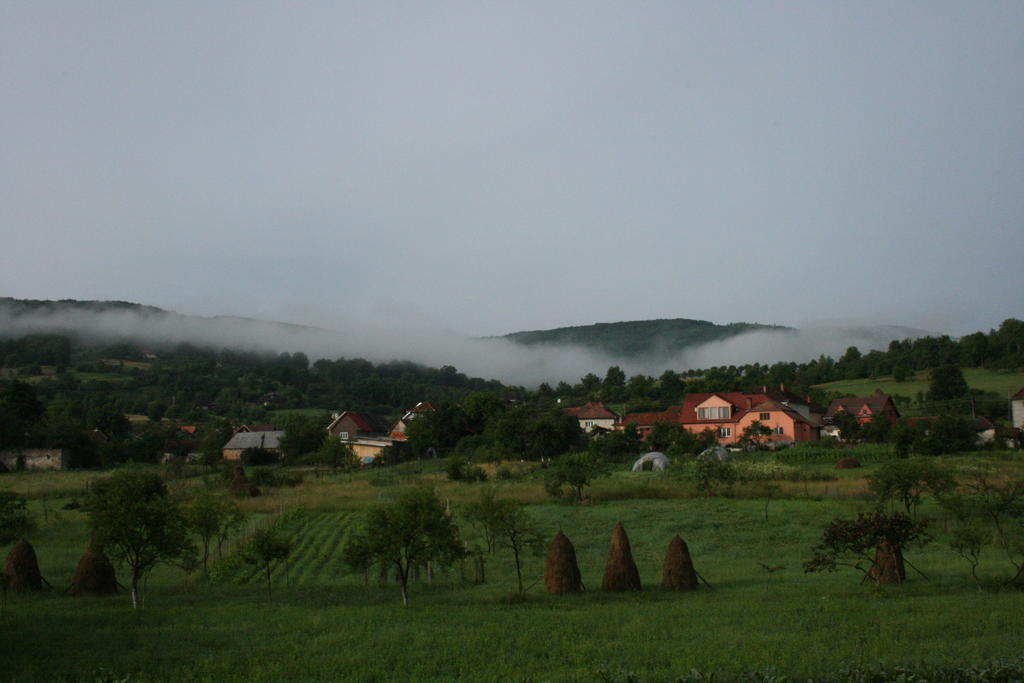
[217,511,364,587]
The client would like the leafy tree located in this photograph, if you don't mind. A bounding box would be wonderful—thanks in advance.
[869,458,955,516]
[185,493,244,575]
[804,512,930,585]
[0,492,33,545]
[199,420,235,466]
[694,458,736,497]
[492,500,544,595]
[587,424,644,462]
[344,488,466,605]
[927,365,969,402]
[85,471,197,608]
[245,528,292,600]
[738,420,772,450]
[317,436,358,471]
[405,403,469,458]
[0,381,44,448]
[830,411,862,443]
[915,415,976,455]
[544,452,609,503]
[278,413,329,462]
[940,468,1024,588]
[463,489,544,594]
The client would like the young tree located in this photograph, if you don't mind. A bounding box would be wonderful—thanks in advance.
[738,420,772,450]
[317,436,358,472]
[85,471,197,608]
[185,493,244,575]
[344,488,466,605]
[940,468,1024,588]
[463,490,544,594]
[493,501,545,596]
[544,452,609,503]
[245,528,292,600]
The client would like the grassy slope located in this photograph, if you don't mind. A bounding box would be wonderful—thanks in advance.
[813,367,1024,401]
[4,461,1024,681]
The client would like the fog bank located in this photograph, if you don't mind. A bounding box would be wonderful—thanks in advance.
[0,306,928,386]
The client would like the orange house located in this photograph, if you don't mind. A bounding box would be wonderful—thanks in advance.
[678,392,819,445]
[619,387,821,446]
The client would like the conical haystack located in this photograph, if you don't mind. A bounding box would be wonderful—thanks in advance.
[869,538,906,585]
[228,465,260,497]
[544,531,582,594]
[5,539,43,592]
[68,535,118,596]
[661,535,698,590]
[602,521,641,592]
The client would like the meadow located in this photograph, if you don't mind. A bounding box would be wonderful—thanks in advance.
[812,367,1024,404]
[4,453,1024,681]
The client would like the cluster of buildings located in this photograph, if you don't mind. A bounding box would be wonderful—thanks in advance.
[563,385,1016,447]
[220,402,439,465]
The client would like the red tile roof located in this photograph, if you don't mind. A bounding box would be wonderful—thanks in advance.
[621,406,682,427]
[563,402,619,420]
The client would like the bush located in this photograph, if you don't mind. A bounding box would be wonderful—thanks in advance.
[774,443,896,465]
[248,467,303,488]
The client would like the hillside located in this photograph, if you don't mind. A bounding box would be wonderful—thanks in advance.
[496,318,791,358]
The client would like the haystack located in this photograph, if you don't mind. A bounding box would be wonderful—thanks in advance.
[869,538,906,584]
[602,522,641,592]
[835,457,862,469]
[661,535,698,590]
[5,539,43,592]
[68,535,117,596]
[228,465,260,497]
[544,531,582,594]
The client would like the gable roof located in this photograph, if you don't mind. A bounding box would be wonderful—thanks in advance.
[223,431,285,451]
[621,406,682,427]
[825,395,895,418]
[1013,387,1024,400]
[681,392,772,422]
[749,398,813,425]
[327,411,392,435]
[563,401,619,420]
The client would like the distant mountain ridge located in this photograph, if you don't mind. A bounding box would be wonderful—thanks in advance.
[495,318,792,358]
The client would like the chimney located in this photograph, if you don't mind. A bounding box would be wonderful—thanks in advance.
[746,397,752,411]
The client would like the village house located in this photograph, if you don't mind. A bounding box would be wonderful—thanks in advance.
[1012,387,1024,430]
[562,401,620,433]
[822,390,901,439]
[620,387,822,446]
[327,411,394,465]
[389,401,439,441]
[222,430,285,461]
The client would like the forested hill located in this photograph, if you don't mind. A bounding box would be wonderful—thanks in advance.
[496,318,791,358]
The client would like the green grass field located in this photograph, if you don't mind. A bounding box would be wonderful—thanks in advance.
[4,457,1024,681]
[813,367,1024,403]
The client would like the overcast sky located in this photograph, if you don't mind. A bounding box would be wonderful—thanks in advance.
[2,1,1022,340]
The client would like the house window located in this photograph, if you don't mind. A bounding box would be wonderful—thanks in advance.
[773,426,784,435]
[699,406,731,420]
[718,427,732,437]
[340,431,349,440]
[759,412,771,421]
